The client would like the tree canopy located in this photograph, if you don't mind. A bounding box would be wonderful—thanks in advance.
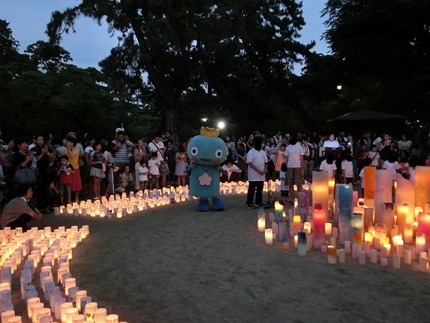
[47,0,316,137]
[301,0,430,130]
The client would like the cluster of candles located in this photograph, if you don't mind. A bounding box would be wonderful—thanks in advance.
[55,187,192,218]
[54,181,265,219]
[257,166,430,272]
[0,225,125,322]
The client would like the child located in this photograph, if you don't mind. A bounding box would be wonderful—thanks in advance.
[319,153,337,178]
[359,157,372,198]
[147,152,161,190]
[56,155,74,205]
[89,141,106,199]
[368,145,380,168]
[341,154,354,184]
[396,157,410,180]
[408,157,417,182]
[279,162,289,202]
[382,154,399,181]
[136,159,149,191]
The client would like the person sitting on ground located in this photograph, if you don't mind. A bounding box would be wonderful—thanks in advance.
[220,159,242,182]
[1,184,42,231]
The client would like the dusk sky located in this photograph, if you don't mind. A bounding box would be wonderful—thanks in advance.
[3,0,330,69]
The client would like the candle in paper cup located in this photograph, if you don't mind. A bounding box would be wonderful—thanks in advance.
[369,249,378,264]
[72,314,85,323]
[403,249,412,265]
[7,316,22,323]
[264,229,273,245]
[381,257,388,267]
[257,216,266,232]
[416,233,426,254]
[1,310,15,323]
[358,250,366,265]
[94,308,107,322]
[327,245,337,264]
[65,307,78,323]
[293,215,301,233]
[344,241,351,253]
[336,249,345,263]
[362,241,370,254]
[419,256,428,272]
[404,224,413,244]
[325,223,332,235]
[27,297,40,318]
[60,302,73,323]
[393,254,401,269]
[31,303,44,322]
[64,278,76,296]
[84,302,98,321]
[106,314,119,323]
[329,237,336,247]
[303,222,312,234]
[332,227,339,239]
[294,235,298,248]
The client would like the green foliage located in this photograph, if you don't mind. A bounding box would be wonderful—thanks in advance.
[47,0,316,137]
[313,0,430,127]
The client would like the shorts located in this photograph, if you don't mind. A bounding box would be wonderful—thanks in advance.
[286,168,304,186]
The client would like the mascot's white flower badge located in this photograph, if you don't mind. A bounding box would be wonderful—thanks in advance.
[187,127,228,211]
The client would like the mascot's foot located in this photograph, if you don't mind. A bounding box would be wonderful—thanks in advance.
[213,198,225,211]
[197,199,209,212]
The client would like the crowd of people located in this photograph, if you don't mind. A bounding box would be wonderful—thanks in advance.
[0,126,429,226]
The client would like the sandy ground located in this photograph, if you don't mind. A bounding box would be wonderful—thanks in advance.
[11,193,430,322]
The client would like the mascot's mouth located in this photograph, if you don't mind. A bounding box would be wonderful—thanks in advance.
[200,158,211,162]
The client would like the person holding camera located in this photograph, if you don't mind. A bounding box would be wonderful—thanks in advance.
[112,131,135,169]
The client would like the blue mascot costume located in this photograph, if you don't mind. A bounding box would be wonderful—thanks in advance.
[187,127,228,211]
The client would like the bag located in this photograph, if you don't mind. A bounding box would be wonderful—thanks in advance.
[14,167,37,185]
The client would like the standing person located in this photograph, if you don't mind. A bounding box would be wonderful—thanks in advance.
[164,140,177,187]
[64,136,82,202]
[56,155,74,205]
[133,138,147,190]
[112,131,134,169]
[265,137,277,180]
[148,135,167,188]
[89,141,106,200]
[103,142,117,197]
[136,159,149,192]
[301,136,314,183]
[1,184,42,231]
[147,152,161,190]
[341,154,355,184]
[31,135,55,212]
[274,143,287,177]
[175,145,188,187]
[245,136,267,208]
[83,134,95,199]
[284,135,304,204]
[224,135,235,161]
[319,153,338,178]
[66,132,85,199]
[232,138,247,181]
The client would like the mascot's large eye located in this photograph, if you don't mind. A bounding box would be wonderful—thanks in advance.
[190,147,198,156]
[215,149,223,158]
